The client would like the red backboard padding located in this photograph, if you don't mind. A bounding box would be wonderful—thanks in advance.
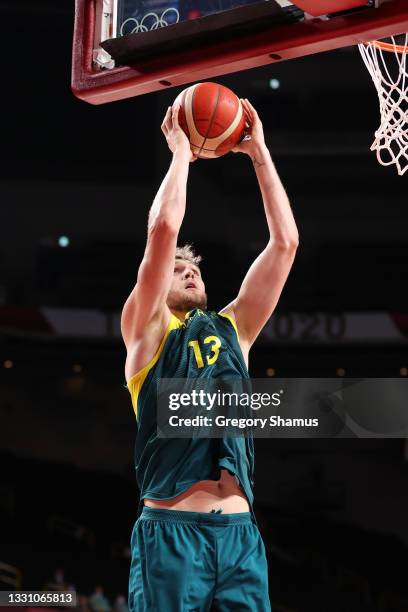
[294,1,368,17]
[71,0,408,104]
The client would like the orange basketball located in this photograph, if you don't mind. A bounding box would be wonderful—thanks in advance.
[173,82,246,159]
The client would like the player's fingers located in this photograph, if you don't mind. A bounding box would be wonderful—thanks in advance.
[162,105,171,122]
[240,98,250,112]
[167,105,175,128]
[244,98,257,112]
[243,106,252,123]
[243,118,252,134]
[162,107,172,131]
[172,104,181,128]
[243,123,252,138]
[245,98,260,120]
[240,99,253,123]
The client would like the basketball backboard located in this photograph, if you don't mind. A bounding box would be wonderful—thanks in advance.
[71,0,408,104]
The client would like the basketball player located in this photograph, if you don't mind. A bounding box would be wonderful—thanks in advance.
[122,98,299,611]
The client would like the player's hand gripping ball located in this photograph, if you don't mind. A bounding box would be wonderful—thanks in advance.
[173,82,246,159]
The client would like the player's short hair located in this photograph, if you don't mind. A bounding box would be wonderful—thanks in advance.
[175,244,202,267]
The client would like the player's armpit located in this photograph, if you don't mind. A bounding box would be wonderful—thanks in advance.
[223,240,298,348]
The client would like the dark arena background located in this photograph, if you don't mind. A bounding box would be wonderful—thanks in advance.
[1,1,408,611]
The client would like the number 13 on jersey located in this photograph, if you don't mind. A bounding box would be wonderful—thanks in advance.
[188,336,221,368]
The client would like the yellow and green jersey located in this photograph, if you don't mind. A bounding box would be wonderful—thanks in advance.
[126,307,256,523]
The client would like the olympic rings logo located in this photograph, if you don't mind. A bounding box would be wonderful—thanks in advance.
[120,8,180,35]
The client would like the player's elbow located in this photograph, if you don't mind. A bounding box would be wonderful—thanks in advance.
[273,234,299,251]
[148,214,179,238]
[287,234,299,250]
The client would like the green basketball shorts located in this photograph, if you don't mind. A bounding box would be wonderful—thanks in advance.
[128,506,271,611]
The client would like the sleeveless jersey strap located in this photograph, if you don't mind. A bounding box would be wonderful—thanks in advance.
[218,311,240,341]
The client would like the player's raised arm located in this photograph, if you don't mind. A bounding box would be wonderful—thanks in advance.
[220,98,299,350]
[121,105,195,347]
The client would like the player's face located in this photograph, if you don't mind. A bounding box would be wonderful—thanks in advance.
[167,259,208,312]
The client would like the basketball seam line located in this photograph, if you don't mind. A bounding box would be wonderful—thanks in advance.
[199,84,221,157]
[191,85,200,153]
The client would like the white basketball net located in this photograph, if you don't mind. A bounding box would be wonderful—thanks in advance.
[358,34,408,176]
